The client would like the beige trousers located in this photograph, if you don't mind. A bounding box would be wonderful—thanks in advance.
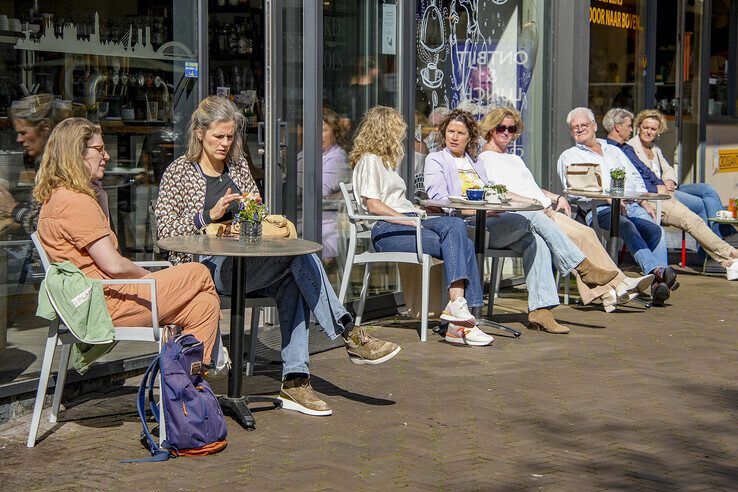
[550,213,626,304]
[105,263,220,364]
[660,197,734,266]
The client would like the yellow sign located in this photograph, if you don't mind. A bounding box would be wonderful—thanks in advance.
[590,6,643,31]
[718,149,738,173]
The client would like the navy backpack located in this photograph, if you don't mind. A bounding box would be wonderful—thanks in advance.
[130,333,228,462]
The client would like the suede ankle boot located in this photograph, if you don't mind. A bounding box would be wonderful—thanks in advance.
[527,309,570,334]
[575,258,619,288]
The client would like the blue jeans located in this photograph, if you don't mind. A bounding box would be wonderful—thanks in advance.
[515,211,586,275]
[200,253,350,378]
[588,203,666,274]
[484,212,560,311]
[371,215,483,307]
[675,183,724,259]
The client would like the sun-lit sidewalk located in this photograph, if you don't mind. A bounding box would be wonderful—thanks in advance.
[1,268,737,489]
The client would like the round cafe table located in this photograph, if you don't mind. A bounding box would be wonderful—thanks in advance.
[420,198,543,337]
[158,234,322,430]
[563,190,671,260]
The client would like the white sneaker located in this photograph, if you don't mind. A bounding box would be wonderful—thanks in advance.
[440,298,476,327]
[444,324,494,346]
[727,261,738,281]
[616,274,654,302]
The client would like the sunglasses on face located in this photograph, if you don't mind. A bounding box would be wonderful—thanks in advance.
[495,124,517,134]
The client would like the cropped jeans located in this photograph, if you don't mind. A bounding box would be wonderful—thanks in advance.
[371,215,483,308]
[200,253,350,378]
[483,212,561,311]
[589,203,667,275]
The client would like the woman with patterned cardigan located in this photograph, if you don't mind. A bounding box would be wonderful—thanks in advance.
[155,96,400,417]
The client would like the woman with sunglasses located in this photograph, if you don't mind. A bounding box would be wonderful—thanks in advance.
[425,110,618,333]
[477,107,653,311]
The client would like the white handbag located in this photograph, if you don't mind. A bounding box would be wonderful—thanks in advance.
[565,163,603,192]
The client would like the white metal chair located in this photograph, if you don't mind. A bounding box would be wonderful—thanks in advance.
[27,232,173,448]
[338,182,443,341]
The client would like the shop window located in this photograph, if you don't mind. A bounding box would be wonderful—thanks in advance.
[708,0,736,117]
[588,0,647,125]
[319,1,402,301]
[0,1,198,387]
[414,0,546,176]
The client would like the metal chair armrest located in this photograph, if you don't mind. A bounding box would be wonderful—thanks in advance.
[350,214,425,261]
[133,260,173,269]
[100,278,160,341]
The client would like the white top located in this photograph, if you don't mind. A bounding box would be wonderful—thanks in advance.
[352,153,421,227]
[556,138,648,196]
[479,150,551,207]
[647,156,661,178]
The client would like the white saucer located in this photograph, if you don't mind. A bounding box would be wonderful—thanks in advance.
[448,195,486,204]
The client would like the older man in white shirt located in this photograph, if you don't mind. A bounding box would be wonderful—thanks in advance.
[556,107,674,306]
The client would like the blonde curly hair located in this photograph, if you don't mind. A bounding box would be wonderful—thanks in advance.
[634,109,668,135]
[33,117,99,203]
[349,106,407,170]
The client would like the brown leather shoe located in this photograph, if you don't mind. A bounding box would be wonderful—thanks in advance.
[575,258,619,288]
[527,309,570,334]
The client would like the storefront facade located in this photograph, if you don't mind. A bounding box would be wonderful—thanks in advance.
[0,0,735,412]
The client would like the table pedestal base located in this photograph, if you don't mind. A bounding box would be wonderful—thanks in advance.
[218,395,282,430]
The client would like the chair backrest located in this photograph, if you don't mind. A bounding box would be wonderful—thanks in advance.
[339,182,372,239]
[30,232,51,272]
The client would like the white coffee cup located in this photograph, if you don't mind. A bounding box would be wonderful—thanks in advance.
[716,210,733,220]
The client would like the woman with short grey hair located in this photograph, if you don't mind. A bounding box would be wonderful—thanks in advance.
[601,108,634,134]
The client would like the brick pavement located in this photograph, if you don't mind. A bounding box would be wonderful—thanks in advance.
[1,270,737,490]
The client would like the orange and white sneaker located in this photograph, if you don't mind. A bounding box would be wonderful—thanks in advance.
[440,298,476,328]
[444,324,494,346]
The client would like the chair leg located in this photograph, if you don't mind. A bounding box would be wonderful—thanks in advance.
[27,326,59,448]
[50,344,72,423]
[564,273,570,305]
[420,257,431,342]
[487,257,501,317]
[355,264,372,326]
[246,307,261,377]
[338,246,355,303]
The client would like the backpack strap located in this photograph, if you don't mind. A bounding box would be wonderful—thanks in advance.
[120,356,170,463]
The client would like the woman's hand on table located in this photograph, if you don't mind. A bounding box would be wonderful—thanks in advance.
[665,180,678,191]
[209,187,243,222]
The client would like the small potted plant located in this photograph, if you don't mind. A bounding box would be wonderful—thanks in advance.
[609,167,626,196]
[484,182,509,202]
[235,193,268,244]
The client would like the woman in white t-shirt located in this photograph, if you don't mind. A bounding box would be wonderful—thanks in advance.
[478,107,653,311]
[350,106,492,346]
